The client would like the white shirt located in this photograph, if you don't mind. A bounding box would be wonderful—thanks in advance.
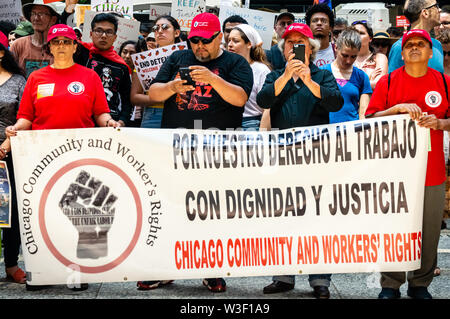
[313,44,335,67]
[243,61,271,118]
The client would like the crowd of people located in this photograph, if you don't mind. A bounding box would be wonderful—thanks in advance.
[0,0,449,299]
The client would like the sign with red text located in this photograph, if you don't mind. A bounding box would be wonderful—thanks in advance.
[396,15,410,28]
[131,42,188,91]
[149,5,171,20]
[171,0,206,32]
[11,115,428,285]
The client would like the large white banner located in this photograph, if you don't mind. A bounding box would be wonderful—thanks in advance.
[12,115,428,285]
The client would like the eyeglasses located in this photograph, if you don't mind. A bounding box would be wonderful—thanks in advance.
[189,32,220,45]
[444,51,450,57]
[441,21,450,26]
[92,28,116,37]
[50,39,74,46]
[30,11,51,19]
[152,23,170,32]
[311,17,329,24]
[352,20,368,25]
[423,2,439,10]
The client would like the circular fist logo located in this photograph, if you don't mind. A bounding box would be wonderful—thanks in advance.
[425,91,442,108]
[59,170,117,259]
[67,82,85,95]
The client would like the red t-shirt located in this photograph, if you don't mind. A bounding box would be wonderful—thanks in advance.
[366,67,450,186]
[18,64,110,129]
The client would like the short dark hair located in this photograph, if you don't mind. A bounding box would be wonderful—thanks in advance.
[0,20,16,37]
[222,15,248,32]
[305,3,335,28]
[404,0,428,25]
[91,12,119,33]
[119,40,137,56]
[441,5,450,14]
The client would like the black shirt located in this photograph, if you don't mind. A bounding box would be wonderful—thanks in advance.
[153,50,253,130]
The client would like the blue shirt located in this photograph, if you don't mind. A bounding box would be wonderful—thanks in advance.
[322,64,372,123]
[388,37,444,73]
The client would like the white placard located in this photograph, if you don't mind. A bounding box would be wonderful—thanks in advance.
[81,10,141,53]
[0,0,22,24]
[11,115,428,285]
[91,0,134,19]
[131,41,188,91]
[149,5,171,20]
[218,6,277,50]
[171,0,206,32]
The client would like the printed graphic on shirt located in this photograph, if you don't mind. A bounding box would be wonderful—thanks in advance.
[175,68,218,112]
[89,60,125,115]
[25,59,50,78]
[67,82,85,95]
[425,91,442,108]
[37,83,55,99]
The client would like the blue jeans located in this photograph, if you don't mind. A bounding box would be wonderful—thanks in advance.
[140,107,163,129]
[272,274,332,288]
[241,115,261,131]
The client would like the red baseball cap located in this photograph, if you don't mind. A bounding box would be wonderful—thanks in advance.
[282,23,313,39]
[401,29,432,49]
[188,12,221,39]
[0,31,7,48]
[47,24,77,43]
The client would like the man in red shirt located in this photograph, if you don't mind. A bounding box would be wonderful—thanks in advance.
[366,29,450,299]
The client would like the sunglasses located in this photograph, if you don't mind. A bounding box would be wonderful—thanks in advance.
[50,39,74,46]
[189,32,219,45]
[352,20,368,25]
[152,23,170,32]
[333,30,343,36]
[444,51,450,57]
[423,2,439,10]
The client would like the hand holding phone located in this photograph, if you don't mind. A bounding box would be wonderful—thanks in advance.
[179,67,195,86]
[293,44,305,63]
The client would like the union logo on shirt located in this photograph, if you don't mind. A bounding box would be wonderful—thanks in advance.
[67,82,85,95]
[424,91,442,108]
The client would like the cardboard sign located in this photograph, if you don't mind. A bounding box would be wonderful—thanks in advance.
[131,41,188,91]
[218,6,276,50]
[0,0,22,24]
[82,10,141,53]
[171,0,206,32]
[75,4,91,27]
[91,0,134,19]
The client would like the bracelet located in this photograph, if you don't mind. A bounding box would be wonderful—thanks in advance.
[106,119,111,127]
[1,147,8,157]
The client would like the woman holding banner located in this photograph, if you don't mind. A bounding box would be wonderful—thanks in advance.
[5,25,119,291]
[0,31,27,285]
[131,15,182,129]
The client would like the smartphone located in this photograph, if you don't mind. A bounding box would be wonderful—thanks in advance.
[293,44,305,63]
[179,67,195,86]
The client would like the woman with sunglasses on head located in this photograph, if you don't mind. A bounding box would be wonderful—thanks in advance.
[227,24,271,130]
[131,15,182,129]
[323,28,372,124]
[0,31,27,285]
[352,21,388,90]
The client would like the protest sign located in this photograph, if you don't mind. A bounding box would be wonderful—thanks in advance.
[0,161,11,228]
[82,10,140,53]
[0,0,22,24]
[171,0,206,32]
[91,0,133,18]
[131,42,188,91]
[218,6,276,50]
[11,115,428,285]
[149,5,171,20]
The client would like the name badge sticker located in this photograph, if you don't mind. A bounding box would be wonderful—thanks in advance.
[37,83,55,99]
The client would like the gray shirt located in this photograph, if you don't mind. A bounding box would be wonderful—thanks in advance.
[0,74,26,142]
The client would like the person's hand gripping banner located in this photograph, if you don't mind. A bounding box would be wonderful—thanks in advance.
[59,170,117,259]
